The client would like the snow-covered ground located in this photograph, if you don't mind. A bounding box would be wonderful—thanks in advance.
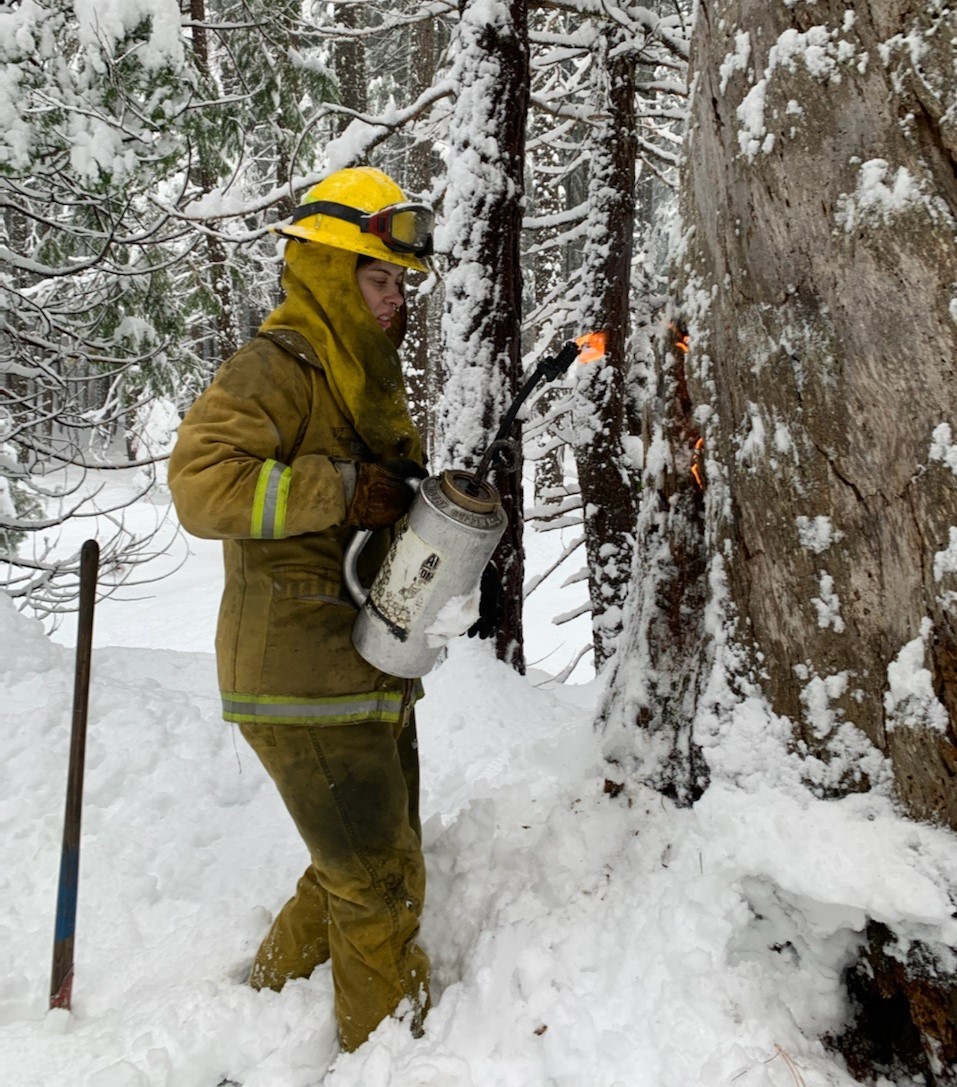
[2,471,956,1087]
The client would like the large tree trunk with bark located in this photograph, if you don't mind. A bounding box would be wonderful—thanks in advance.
[684,0,957,826]
[605,0,957,1080]
[692,0,957,1078]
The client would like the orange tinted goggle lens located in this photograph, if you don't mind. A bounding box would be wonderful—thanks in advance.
[364,204,434,256]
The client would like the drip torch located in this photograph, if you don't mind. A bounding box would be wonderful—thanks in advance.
[343,337,589,678]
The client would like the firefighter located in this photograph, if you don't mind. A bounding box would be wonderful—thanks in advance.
[168,166,433,1051]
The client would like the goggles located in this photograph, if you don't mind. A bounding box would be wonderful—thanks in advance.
[289,199,434,258]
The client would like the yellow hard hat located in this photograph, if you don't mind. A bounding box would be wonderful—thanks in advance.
[275,166,433,273]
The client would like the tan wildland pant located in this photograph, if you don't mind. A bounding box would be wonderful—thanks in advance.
[240,715,429,1051]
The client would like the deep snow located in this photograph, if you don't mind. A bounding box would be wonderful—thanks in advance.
[2,473,956,1087]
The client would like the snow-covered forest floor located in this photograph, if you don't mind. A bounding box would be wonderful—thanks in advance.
[1,467,955,1087]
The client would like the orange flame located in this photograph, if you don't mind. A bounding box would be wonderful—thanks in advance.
[575,331,607,363]
[690,436,705,491]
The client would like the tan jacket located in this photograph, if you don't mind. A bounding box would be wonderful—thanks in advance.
[168,328,410,724]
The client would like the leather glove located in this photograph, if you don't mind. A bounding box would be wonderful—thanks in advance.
[345,460,427,530]
[467,562,504,640]
[381,458,429,483]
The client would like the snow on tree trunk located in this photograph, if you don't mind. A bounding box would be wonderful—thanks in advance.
[436,0,530,672]
[604,0,957,1078]
[571,31,640,670]
[599,321,711,805]
[401,17,440,457]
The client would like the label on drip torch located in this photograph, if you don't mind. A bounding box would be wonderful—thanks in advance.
[370,527,445,637]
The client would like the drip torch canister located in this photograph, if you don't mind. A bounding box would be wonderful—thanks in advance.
[343,338,584,679]
[344,470,507,678]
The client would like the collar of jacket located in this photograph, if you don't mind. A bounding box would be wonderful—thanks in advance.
[259,242,423,466]
[258,327,320,370]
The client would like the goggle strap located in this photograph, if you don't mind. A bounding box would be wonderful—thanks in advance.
[288,200,364,227]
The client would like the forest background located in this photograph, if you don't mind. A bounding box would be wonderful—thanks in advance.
[2,1,957,1083]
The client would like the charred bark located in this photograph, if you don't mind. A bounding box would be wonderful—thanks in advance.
[836,921,957,1086]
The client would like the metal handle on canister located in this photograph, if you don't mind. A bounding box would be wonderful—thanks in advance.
[343,529,372,606]
[342,476,422,607]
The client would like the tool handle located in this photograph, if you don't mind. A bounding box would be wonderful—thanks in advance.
[50,538,99,1011]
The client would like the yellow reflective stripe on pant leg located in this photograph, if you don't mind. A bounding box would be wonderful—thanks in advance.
[251,459,291,539]
[221,689,406,725]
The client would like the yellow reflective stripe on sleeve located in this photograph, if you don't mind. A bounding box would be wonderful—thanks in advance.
[221,689,407,725]
[251,459,291,539]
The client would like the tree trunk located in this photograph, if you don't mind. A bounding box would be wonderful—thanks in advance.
[683,0,957,822]
[525,122,568,505]
[437,0,530,672]
[599,321,711,804]
[334,1,367,136]
[571,33,640,670]
[642,0,957,1079]
[332,1,367,135]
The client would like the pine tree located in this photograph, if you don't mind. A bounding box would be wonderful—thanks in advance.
[603,0,957,1076]
[0,0,335,615]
